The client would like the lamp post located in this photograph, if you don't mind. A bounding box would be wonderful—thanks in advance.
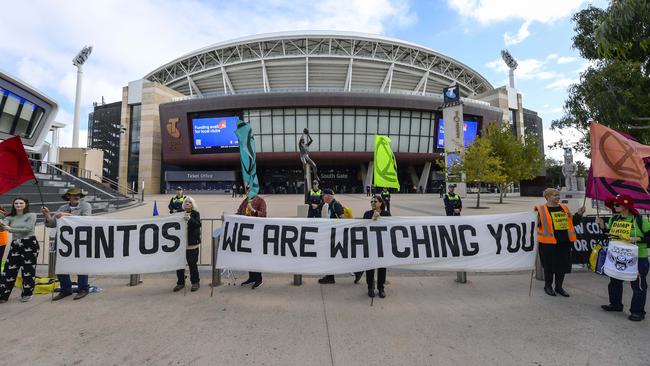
[72,46,93,148]
[501,49,518,88]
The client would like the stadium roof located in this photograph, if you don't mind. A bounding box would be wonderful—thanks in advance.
[144,31,494,98]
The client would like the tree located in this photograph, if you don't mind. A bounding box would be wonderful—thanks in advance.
[448,137,505,208]
[576,161,588,177]
[485,123,545,203]
[545,158,564,188]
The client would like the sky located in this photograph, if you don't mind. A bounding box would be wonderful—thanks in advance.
[0,0,609,163]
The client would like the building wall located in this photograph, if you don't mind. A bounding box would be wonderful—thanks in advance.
[118,87,130,193]
[58,147,104,182]
[87,101,121,184]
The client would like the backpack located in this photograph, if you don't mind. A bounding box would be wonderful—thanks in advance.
[342,206,354,219]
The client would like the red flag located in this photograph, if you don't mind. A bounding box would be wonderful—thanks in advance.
[0,136,36,195]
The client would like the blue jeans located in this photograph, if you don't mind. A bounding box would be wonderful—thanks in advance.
[57,274,89,294]
[608,258,649,316]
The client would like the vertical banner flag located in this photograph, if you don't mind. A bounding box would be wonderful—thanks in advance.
[586,159,650,210]
[235,120,260,199]
[153,200,159,216]
[374,135,400,189]
[590,122,650,191]
[0,136,36,195]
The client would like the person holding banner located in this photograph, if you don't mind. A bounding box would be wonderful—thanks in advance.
[380,188,391,214]
[0,197,38,303]
[535,188,585,297]
[237,185,267,289]
[42,188,92,301]
[174,197,202,292]
[363,195,391,298]
[597,195,650,321]
[318,189,351,284]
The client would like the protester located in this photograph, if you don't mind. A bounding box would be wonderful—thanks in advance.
[0,208,9,261]
[237,185,267,289]
[232,183,237,198]
[42,188,92,301]
[168,186,186,214]
[239,185,244,198]
[0,197,38,303]
[318,189,349,284]
[307,180,323,218]
[534,188,585,297]
[443,184,462,216]
[597,194,650,321]
[380,187,391,213]
[174,197,202,292]
[439,182,445,198]
[366,185,371,197]
[363,195,391,298]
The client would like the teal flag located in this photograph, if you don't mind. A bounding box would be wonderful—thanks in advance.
[235,120,260,199]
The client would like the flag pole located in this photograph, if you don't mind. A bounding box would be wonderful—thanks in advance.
[33,177,45,208]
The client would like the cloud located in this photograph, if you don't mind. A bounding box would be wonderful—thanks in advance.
[557,56,578,64]
[447,0,587,25]
[504,21,531,46]
[543,127,589,164]
[545,78,578,91]
[485,57,562,81]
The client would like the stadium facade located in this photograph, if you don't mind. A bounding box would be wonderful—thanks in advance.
[117,31,537,194]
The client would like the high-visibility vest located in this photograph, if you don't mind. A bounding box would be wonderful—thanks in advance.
[535,204,577,244]
[0,230,9,246]
[309,189,322,197]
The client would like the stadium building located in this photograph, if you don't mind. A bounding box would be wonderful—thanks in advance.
[117,31,537,194]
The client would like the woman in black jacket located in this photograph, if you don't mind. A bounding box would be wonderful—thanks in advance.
[174,196,202,292]
[364,195,391,298]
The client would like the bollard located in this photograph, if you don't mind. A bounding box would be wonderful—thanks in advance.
[129,274,140,286]
[456,271,467,283]
[47,232,57,278]
[293,274,302,286]
[211,236,221,287]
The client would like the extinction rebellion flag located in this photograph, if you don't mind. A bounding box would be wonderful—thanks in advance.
[0,136,36,195]
[374,135,400,189]
[235,120,260,199]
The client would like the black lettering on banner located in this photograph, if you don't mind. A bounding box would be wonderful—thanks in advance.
[221,222,238,252]
[458,225,478,256]
[488,224,503,254]
[369,226,387,257]
[94,226,114,258]
[390,226,410,258]
[280,226,299,257]
[75,226,92,258]
[117,225,137,257]
[299,226,318,257]
[139,224,159,255]
[505,223,521,253]
[330,227,348,258]
[237,223,254,253]
[350,227,369,258]
[263,225,279,255]
[521,222,535,252]
[429,226,441,257]
[161,222,181,252]
[58,226,73,257]
[438,225,460,257]
[410,226,432,258]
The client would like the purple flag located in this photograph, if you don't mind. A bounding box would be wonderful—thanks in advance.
[586,157,650,210]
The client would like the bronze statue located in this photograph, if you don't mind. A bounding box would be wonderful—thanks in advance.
[299,128,319,181]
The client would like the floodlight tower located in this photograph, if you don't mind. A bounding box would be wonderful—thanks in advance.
[501,49,518,88]
[71,46,93,147]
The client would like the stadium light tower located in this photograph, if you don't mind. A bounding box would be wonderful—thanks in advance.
[71,46,93,147]
[501,49,518,88]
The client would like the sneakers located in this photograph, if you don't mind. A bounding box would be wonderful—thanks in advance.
[252,280,263,289]
[601,304,623,312]
[555,288,570,297]
[367,289,375,298]
[191,283,200,292]
[20,295,32,303]
[241,278,255,287]
[73,290,89,300]
[52,292,72,301]
[543,286,556,296]
[173,284,185,292]
[629,313,645,321]
[318,276,335,284]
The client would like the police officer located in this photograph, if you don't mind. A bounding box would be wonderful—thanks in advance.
[380,187,391,213]
[307,180,323,218]
[168,186,186,214]
[443,184,462,216]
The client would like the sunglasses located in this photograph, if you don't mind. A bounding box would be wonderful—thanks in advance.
[370,200,378,203]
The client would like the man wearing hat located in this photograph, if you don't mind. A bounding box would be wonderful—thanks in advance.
[598,194,650,321]
[307,180,323,218]
[318,188,345,284]
[168,186,186,214]
[42,187,92,301]
[443,184,462,216]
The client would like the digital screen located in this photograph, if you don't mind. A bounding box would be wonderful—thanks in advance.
[191,116,239,153]
[436,119,479,149]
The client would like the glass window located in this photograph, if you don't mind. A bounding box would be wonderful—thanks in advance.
[296,114,307,134]
[249,116,261,135]
[356,108,367,116]
[419,137,429,153]
[355,115,366,133]
[248,109,260,117]
[410,118,421,137]
[389,116,400,134]
[261,135,273,152]
[284,108,295,116]
[422,111,431,120]
[273,134,284,152]
[308,108,319,115]
[255,137,262,152]
[400,115,410,135]
[420,118,431,136]
[412,111,421,119]
[343,114,354,133]
[296,108,307,115]
[260,109,272,117]
[332,115,343,133]
[320,108,331,115]
[320,134,331,152]
[388,135,399,151]
[285,134,296,152]
[344,108,355,115]
[366,135,374,152]
[332,108,343,115]
[378,116,389,134]
[344,134,354,151]
[284,115,295,133]
[308,114,319,133]
[261,115,272,134]
[355,134,365,151]
[331,134,342,151]
[366,115,378,134]
[367,108,378,116]
[409,136,419,152]
[272,114,284,133]
[320,114,331,133]
[272,108,283,116]
[379,109,389,116]
[0,94,20,132]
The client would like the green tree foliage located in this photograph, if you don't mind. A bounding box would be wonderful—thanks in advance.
[448,136,504,208]
[576,161,588,177]
[544,158,564,188]
[551,2,650,154]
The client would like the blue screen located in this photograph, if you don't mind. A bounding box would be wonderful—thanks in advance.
[436,119,479,148]
[191,116,239,152]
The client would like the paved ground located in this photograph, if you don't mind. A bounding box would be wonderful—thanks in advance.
[2,193,647,365]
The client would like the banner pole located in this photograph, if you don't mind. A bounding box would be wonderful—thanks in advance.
[528,269,534,296]
[33,177,45,208]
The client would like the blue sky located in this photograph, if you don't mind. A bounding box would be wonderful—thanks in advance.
[0,0,608,162]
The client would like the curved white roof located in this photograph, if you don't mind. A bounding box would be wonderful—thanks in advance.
[145,31,493,98]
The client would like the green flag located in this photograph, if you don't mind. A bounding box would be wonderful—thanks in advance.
[374,135,400,189]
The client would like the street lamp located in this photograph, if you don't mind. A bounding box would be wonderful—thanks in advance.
[501,49,518,88]
[72,45,93,148]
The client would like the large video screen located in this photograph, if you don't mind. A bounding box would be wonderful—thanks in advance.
[191,116,239,153]
[436,119,479,149]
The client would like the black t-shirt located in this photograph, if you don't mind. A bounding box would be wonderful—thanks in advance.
[547,206,570,244]
[363,209,391,219]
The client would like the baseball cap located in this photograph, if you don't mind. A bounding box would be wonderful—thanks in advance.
[322,188,335,195]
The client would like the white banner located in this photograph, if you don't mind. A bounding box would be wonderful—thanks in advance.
[56,214,187,275]
[216,212,538,274]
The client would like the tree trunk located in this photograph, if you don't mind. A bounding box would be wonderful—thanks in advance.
[498,184,505,203]
[476,182,481,208]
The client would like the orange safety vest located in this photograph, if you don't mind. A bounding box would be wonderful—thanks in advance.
[535,204,577,244]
